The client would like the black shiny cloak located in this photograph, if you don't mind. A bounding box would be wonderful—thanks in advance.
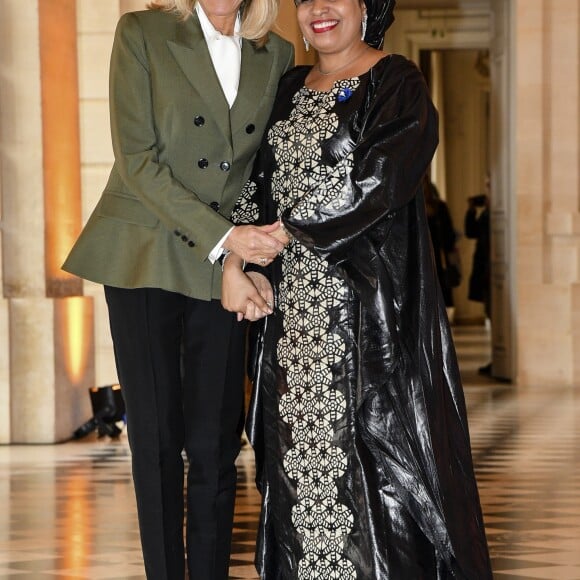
[241,55,492,579]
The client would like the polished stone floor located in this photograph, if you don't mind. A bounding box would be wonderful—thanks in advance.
[1,326,580,579]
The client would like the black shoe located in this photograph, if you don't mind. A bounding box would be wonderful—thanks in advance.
[478,363,492,376]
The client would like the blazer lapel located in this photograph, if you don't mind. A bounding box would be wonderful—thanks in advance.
[167,13,231,144]
[230,41,274,135]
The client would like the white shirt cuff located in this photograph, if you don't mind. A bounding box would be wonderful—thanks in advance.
[208,226,235,263]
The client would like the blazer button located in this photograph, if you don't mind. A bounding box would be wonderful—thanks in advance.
[194,115,205,127]
[181,235,188,242]
[220,161,231,172]
[210,201,220,211]
[198,158,209,169]
[174,229,181,236]
[246,124,255,134]
[188,241,195,247]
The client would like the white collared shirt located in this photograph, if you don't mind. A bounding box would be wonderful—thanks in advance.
[195,3,242,108]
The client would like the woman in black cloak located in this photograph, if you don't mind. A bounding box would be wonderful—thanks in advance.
[222,0,493,577]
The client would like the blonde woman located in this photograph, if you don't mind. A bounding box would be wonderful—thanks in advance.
[63,0,293,577]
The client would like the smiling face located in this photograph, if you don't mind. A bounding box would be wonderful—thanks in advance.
[296,0,366,55]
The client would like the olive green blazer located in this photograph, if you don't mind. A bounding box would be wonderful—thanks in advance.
[63,10,293,300]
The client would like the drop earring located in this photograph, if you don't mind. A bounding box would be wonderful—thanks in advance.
[303,36,310,51]
[361,12,368,41]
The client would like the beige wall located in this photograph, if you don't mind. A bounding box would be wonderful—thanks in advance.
[515,0,580,386]
[276,0,316,66]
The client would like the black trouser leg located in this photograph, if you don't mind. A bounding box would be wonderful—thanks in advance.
[104,287,245,580]
[182,298,246,579]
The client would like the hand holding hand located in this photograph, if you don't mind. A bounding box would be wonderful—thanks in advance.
[270,220,292,246]
[224,223,286,266]
[243,272,274,321]
[221,255,273,321]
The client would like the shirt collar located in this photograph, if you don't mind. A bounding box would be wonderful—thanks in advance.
[195,2,241,43]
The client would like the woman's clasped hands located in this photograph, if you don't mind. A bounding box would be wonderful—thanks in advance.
[221,220,291,321]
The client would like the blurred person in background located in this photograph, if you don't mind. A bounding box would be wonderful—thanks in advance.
[465,173,492,375]
[424,174,461,322]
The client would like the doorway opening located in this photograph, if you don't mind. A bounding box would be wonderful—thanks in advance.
[385,3,515,381]
[420,48,497,382]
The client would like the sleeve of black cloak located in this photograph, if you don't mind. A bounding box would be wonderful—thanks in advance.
[282,61,438,263]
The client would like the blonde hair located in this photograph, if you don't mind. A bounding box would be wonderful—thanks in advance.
[148,0,279,46]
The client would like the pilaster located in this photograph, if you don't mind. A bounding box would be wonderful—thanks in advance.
[515,0,580,385]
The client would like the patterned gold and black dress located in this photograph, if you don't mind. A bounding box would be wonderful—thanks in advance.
[233,55,492,579]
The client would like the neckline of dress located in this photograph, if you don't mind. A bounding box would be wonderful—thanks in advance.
[302,54,393,94]
[302,77,360,95]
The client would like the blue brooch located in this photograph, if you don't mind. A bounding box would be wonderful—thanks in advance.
[337,87,353,103]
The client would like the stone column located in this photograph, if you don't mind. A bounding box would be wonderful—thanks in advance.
[0,0,94,442]
[0,156,8,442]
[515,0,580,385]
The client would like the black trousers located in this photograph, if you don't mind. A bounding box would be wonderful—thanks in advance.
[104,286,246,580]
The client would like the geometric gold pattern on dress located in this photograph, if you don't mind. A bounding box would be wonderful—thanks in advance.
[267,80,361,578]
[268,80,357,224]
[231,179,260,224]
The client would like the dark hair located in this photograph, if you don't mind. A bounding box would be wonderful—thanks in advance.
[363,0,396,49]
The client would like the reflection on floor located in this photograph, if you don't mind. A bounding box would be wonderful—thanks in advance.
[1,326,579,579]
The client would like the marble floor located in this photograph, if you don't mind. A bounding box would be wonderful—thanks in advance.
[1,326,580,579]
